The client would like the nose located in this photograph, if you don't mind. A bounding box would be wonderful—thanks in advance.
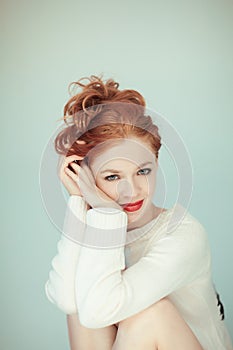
[116,177,142,204]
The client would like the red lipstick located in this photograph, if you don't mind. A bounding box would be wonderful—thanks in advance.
[123,200,144,212]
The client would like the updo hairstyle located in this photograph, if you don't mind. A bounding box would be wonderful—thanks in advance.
[54,75,162,161]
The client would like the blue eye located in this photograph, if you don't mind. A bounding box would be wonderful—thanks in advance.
[137,168,151,175]
[104,168,151,181]
[104,174,119,181]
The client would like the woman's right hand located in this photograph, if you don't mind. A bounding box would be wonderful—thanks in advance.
[58,154,85,196]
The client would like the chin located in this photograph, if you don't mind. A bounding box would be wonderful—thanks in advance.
[125,207,145,223]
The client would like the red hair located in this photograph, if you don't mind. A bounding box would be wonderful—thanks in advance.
[54,75,161,160]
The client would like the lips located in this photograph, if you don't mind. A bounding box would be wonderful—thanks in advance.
[122,200,144,212]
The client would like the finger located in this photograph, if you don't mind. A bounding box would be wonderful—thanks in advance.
[78,168,93,189]
[64,167,79,184]
[79,164,106,201]
[63,155,84,166]
[80,162,96,184]
[58,155,84,177]
[68,161,83,175]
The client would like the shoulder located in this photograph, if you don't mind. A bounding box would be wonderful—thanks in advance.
[162,204,208,237]
[145,204,211,279]
[158,204,210,256]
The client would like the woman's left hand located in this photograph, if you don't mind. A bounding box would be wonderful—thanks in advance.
[69,160,123,211]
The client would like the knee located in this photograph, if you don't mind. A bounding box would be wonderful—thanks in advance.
[152,297,173,312]
[118,297,172,333]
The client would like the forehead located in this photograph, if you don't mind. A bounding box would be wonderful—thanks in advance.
[89,138,156,173]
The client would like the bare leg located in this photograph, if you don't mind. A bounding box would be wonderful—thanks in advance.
[66,313,117,350]
[112,298,203,350]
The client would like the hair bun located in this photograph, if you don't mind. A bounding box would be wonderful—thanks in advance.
[61,75,120,132]
[60,75,145,132]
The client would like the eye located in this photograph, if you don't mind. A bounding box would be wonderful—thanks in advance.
[137,168,151,175]
[104,174,119,181]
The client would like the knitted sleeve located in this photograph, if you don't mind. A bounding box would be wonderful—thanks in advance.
[45,195,87,315]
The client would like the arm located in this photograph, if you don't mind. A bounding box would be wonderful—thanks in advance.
[75,208,210,328]
[45,195,87,315]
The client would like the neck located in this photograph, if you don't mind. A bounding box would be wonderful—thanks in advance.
[127,203,163,231]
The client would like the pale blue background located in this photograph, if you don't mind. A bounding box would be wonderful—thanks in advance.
[1,0,232,348]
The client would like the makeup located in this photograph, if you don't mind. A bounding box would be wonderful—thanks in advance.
[123,200,144,212]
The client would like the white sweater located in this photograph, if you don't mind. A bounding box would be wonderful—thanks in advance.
[45,195,233,350]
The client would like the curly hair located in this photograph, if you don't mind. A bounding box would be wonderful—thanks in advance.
[54,75,161,160]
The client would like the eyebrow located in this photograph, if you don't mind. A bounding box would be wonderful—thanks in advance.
[100,162,153,174]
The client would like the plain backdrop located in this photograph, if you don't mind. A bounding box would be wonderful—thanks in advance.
[1,0,233,349]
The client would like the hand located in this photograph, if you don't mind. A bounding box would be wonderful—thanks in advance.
[69,161,123,211]
[58,147,85,197]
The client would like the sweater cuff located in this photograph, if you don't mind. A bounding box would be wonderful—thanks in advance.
[83,207,128,249]
[68,195,87,220]
[87,207,127,229]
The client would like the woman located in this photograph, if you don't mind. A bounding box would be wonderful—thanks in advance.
[45,76,232,349]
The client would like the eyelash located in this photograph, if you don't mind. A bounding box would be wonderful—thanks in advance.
[104,168,152,181]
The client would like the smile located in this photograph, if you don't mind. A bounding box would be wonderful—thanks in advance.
[122,200,144,212]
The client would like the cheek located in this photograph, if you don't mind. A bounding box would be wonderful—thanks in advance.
[146,175,156,195]
[96,179,118,199]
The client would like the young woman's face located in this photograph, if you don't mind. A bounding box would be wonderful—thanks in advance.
[88,137,158,225]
